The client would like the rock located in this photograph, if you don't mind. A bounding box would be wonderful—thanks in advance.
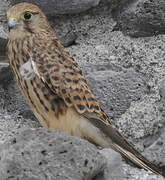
[159,78,165,101]
[10,0,101,14]
[0,37,8,58]
[0,87,5,112]
[116,96,161,140]
[0,62,36,121]
[96,148,124,180]
[0,0,9,58]
[106,0,131,11]
[143,129,165,167]
[3,78,36,121]
[0,0,9,23]
[0,111,40,144]
[0,63,11,112]
[60,30,78,47]
[0,63,11,83]
[83,63,148,118]
[112,0,165,37]
[157,78,165,126]
[122,164,164,180]
[0,128,106,180]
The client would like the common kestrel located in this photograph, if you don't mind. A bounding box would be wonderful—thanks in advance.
[7,2,165,177]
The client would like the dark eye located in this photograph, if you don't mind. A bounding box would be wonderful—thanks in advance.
[23,12,32,20]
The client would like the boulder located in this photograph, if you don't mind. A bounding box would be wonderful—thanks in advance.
[10,0,101,15]
[112,0,165,37]
[0,128,106,180]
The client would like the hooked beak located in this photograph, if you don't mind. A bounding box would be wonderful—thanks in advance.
[8,18,18,31]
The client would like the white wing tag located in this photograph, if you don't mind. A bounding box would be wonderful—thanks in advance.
[19,60,35,80]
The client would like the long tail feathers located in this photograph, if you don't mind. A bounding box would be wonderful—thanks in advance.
[87,116,165,177]
[111,142,164,176]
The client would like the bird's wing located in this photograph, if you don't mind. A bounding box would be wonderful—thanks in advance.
[31,45,111,124]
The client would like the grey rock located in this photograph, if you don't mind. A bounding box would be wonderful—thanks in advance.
[158,78,165,126]
[10,0,100,14]
[0,63,36,121]
[0,87,5,112]
[3,78,36,121]
[0,128,106,180]
[97,148,124,180]
[0,111,40,144]
[60,30,78,47]
[0,63,11,83]
[116,97,161,140]
[159,78,165,101]
[0,63,11,112]
[0,0,9,22]
[106,0,131,11]
[0,37,8,58]
[144,129,165,167]
[112,0,165,37]
[0,0,9,58]
[84,64,148,118]
[0,26,8,59]
[122,164,164,180]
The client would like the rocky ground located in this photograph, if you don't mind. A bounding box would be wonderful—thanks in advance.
[0,0,165,179]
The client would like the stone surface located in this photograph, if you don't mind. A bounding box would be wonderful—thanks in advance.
[116,97,161,141]
[0,63,11,113]
[112,0,165,37]
[0,0,9,22]
[122,164,164,180]
[60,30,78,47]
[0,37,8,58]
[10,0,100,14]
[84,64,148,118]
[2,78,36,120]
[0,128,106,180]
[158,78,165,128]
[0,63,11,83]
[0,111,40,144]
[144,129,165,167]
[159,78,165,107]
[97,148,124,180]
[0,0,9,58]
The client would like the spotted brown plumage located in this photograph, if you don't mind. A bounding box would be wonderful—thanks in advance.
[7,2,165,177]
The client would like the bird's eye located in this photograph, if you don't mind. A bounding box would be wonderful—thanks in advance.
[23,12,32,20]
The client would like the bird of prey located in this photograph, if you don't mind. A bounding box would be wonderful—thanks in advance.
[7,2,165,177]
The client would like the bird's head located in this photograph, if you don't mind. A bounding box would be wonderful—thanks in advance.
[7,3,51,39]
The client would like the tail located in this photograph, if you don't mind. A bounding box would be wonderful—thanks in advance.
[110,142,164,176]
[87,116,165,177]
